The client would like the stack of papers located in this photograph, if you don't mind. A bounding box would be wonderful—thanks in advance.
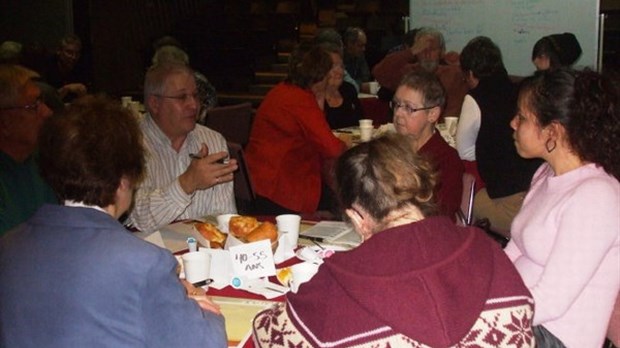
[300,221,361,248]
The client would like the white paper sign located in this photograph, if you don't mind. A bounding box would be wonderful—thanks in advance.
[229,239,276,279]
[198,247,234,288]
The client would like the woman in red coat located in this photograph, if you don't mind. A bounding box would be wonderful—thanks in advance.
[245,45,347,214]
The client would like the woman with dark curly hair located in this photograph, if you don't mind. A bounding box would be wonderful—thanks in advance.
[252,134,534,347]
[245,45,347,215]
[506,68,620,347]
[0,96,227,347]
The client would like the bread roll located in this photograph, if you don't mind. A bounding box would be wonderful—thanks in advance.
[245,221,278,243]
[194,222,226,244]
[229,216,259,238]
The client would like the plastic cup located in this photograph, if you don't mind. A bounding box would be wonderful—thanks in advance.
[182,251,211,284]
[276,214,301,246]
[359,125,374,142]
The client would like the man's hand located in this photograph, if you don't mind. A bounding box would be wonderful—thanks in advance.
[178,143,238,195]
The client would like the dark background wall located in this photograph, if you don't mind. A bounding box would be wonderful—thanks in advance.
[1,0,618,99]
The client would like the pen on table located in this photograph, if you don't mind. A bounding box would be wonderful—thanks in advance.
[299,235,324,243]
[192,278,214,287]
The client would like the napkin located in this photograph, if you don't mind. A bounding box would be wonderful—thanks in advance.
[273,233,296,264]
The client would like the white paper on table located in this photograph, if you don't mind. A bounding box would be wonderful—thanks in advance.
[197,248,233,289]
[273,233,296,264]
[143,231,166,249]
[240,278,289,299]
[228,239,276,280]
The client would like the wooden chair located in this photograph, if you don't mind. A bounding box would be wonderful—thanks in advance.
[204,102,253,147]
[227,141,256,214]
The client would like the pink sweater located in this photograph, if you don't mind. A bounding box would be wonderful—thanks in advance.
[505,163,620,347]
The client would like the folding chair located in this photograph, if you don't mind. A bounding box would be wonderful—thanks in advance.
[204,102,254,146]
[457,173,476,226]
[226,141,256,214]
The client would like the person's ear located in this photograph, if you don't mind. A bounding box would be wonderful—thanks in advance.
[427,105,441,124]
[146,95,160,115]
[345,205,374,241]
[118,176,132,192]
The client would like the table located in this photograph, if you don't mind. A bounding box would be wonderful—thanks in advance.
[140,219,320,347]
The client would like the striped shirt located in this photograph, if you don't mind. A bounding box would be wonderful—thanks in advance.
[129,115,236,233]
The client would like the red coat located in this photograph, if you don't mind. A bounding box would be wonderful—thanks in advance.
[245,83,346,212]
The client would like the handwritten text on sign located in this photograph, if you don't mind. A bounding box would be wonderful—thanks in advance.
[229,239,276,279]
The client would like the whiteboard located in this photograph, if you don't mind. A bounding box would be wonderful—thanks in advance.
[409,0,600,77]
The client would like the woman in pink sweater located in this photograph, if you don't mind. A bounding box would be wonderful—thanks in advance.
[506,68,620,347]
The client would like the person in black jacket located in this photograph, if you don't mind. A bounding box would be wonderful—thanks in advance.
[458,36,542,236]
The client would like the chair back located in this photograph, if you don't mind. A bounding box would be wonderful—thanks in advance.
[205,102,253,146]
[227,141,256,213]
[457,173,476,226]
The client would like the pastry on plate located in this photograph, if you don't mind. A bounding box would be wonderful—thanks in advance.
[194,222,226,245]
[245,221,278,243]
[229,216,259,238]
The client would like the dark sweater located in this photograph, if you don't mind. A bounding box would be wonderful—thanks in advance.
[470,74,542,198]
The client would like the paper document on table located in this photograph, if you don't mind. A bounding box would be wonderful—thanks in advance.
[211,296,277,347]
[300,221,361,247]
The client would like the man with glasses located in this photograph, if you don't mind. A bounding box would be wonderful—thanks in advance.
[372,27,468,118]
[129,63,238,233]
[0,65,57,235]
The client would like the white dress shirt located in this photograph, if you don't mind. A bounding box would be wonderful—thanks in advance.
[455,95,481,161]
[129,115,236,233]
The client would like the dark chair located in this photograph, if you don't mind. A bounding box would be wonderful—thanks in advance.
[204,102,254,146]
[227,141,256,214]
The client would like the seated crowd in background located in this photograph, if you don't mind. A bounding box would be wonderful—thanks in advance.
[0,96,227,347]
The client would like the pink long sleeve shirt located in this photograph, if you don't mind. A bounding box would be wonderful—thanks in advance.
[505,163,620,347]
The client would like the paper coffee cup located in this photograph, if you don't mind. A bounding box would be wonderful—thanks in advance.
[121,96,132,108]
[276,214,301,246]
[359,125,373,142]
[359,119,373,127]
[182,251,211,284]
[368,81,380,95]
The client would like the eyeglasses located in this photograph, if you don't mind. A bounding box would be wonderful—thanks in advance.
[389,100,437,116]
[153,92,199,103]
[0,98,42,112]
